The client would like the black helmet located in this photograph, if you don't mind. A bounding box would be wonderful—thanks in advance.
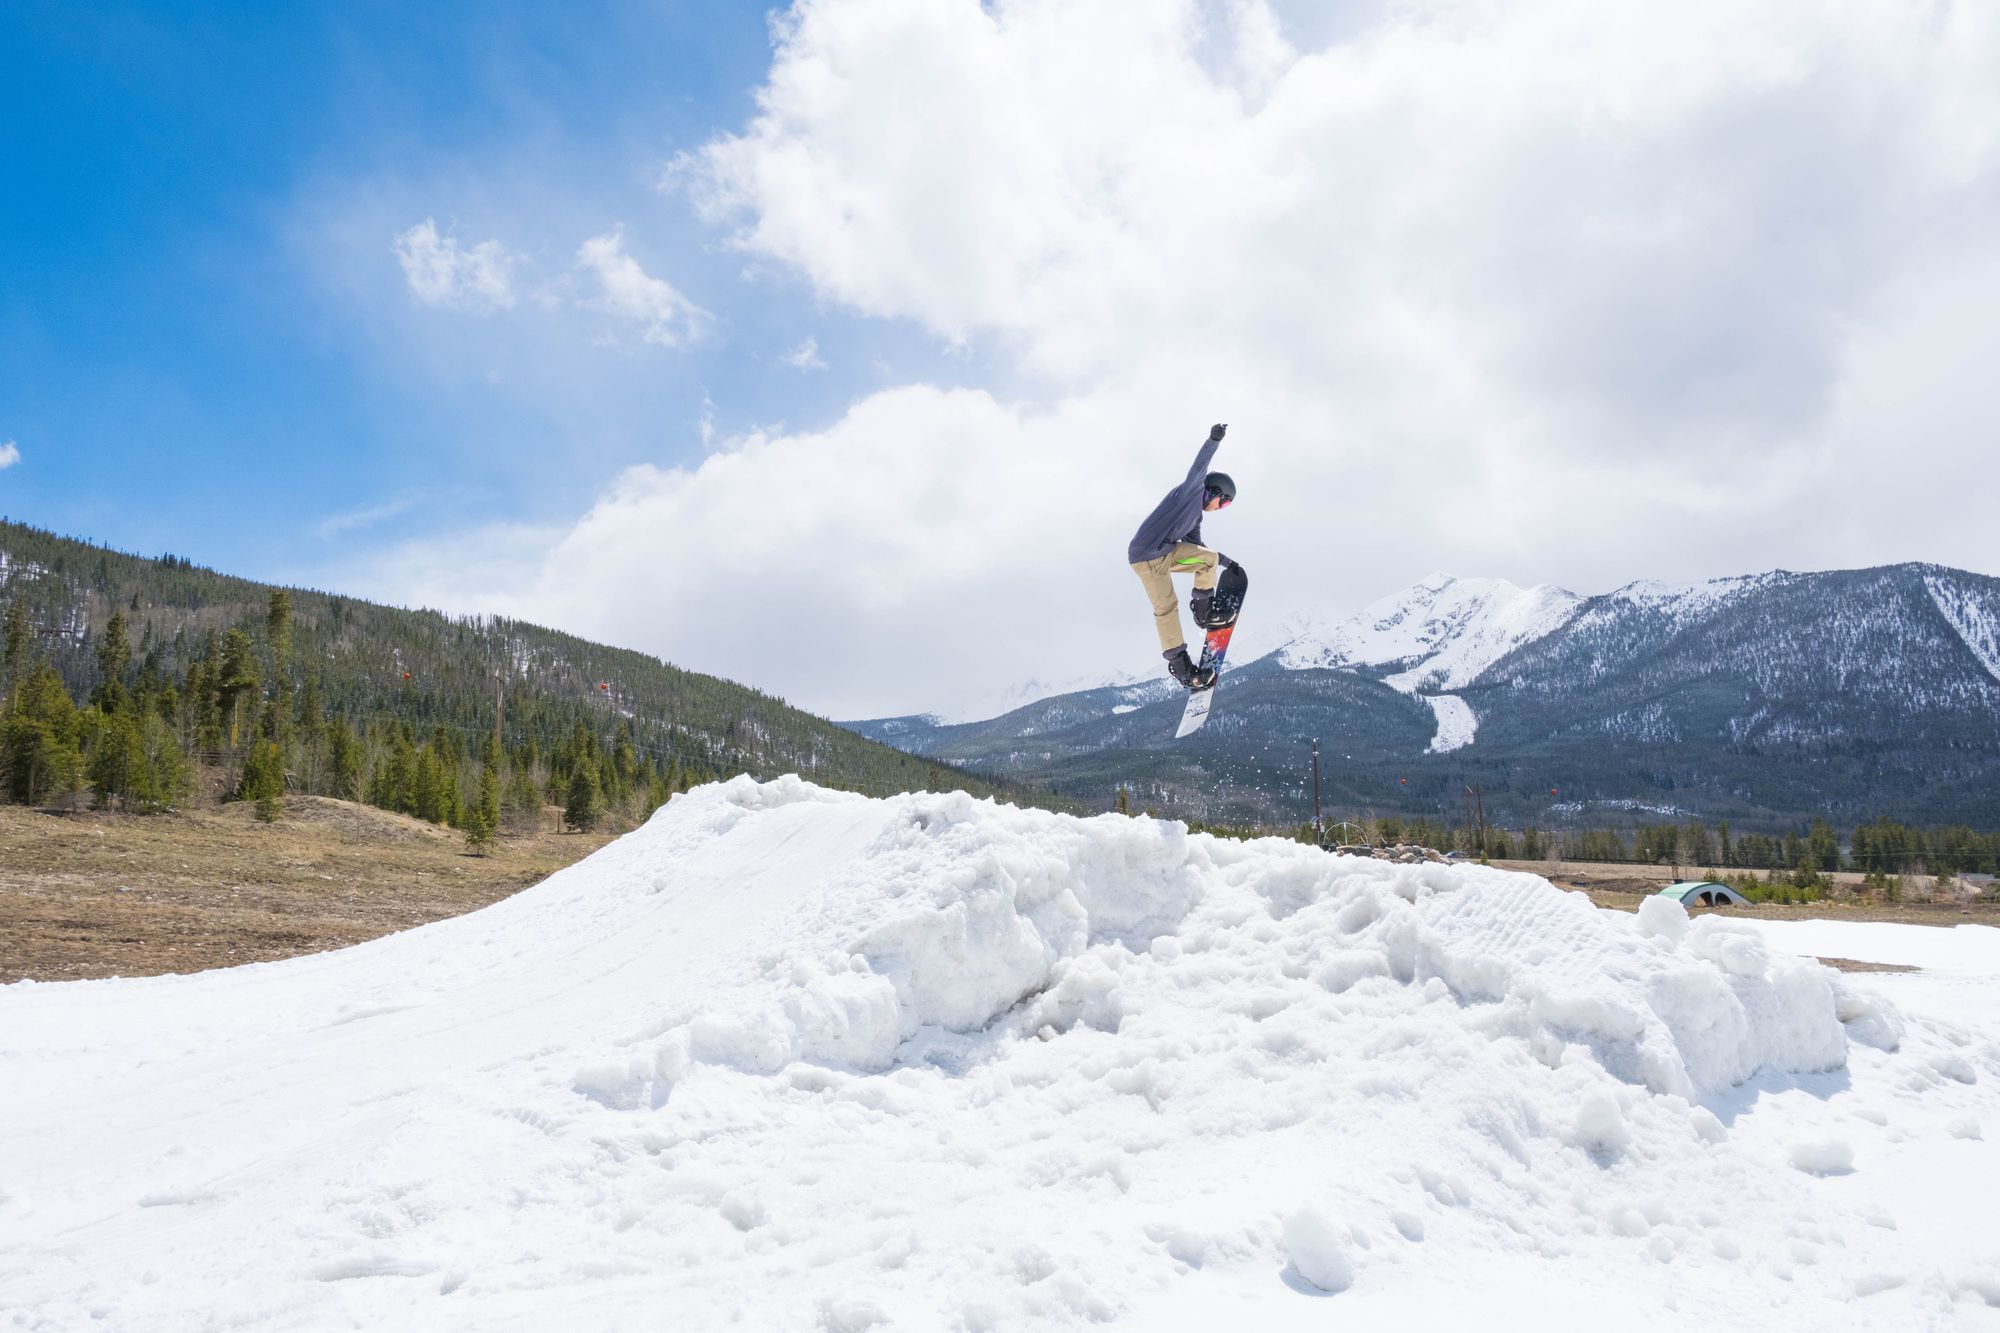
[1205,471,1236,502]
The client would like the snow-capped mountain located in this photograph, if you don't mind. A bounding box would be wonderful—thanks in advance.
[916,666,1159,727]
[843,563,2000,826]
[1266,572,1583,690]
[873,573,1582,747]
[1262,573,1584,753]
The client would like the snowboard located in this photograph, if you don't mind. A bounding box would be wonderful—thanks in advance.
[1175,564,1247,739]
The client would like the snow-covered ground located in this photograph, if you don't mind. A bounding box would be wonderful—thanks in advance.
[3,778,1997,1330]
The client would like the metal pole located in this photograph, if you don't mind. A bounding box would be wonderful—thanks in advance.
[1311,738,1323,846]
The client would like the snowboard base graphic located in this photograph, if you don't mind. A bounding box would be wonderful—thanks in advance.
[1175,565,1247,739]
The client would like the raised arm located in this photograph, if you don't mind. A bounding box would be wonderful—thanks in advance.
[1181,422,1227,489]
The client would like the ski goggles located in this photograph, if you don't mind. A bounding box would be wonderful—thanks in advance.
[1207,491,1232,507]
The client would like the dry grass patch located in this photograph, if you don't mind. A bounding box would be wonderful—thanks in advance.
[0,797,613,983]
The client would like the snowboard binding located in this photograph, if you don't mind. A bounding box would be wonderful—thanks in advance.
[1191,564,1248,630]
[1164,646,1218,691]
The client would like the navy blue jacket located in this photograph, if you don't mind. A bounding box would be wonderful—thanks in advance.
[1127,433,1222,564]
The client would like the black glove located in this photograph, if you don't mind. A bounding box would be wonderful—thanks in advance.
[1209,423,1227,443]
[1219,553,1239,571]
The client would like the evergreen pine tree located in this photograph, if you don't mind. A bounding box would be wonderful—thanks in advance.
[2,594,30,694]
[215,629,258,752]
[612,723,637,804]
[87,709,146,809]
[411,745,441,822]
[140,713,190,812]
[266,591,293,748]
[504,753,542,831]
[327,719,362,801]
[468,743,501,854]
[3,664,84,805]
[239,739,284,822]
[565,752,604,832]
[427,727,461,828]
[1805,818,1840,873]
[180,655,210,753]
[297,674,325,791]
[94,610,132,714]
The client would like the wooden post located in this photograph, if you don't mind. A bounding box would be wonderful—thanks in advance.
[1311,738,1323,847]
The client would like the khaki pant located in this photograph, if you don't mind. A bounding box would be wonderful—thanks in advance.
[1132,543,1220,654]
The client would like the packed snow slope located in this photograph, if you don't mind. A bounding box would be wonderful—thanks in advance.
[4,778,1998,1331]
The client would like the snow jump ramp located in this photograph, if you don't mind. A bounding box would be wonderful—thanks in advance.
[3,776,1996,1331]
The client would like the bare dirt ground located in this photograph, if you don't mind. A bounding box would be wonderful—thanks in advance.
[1492,857,1997,973]
[1494,857,2000,924]
[0,797,613,983]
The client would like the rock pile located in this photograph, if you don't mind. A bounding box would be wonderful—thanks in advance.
[1331,842,1452,864]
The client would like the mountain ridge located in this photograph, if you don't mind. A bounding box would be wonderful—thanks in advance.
[842,561,2000,826]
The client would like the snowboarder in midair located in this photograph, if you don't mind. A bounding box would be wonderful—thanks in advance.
[1128,423,1238,689]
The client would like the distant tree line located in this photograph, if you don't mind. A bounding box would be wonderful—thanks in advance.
[1310,809,1995,878]
[0,519,1055,845]
[0,587,727,848]
[1106,784,2000,883]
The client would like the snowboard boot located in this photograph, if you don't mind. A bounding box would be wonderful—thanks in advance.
[1164,646,1218,691]
[1184,580,1232,628]
[1191,586,1238,630]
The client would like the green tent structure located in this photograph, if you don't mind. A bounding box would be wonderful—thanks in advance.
[1658,881,1752,908]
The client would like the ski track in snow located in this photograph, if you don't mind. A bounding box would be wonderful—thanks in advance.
[1926,573,2000,686]
[3,777,1999,1331]
[1421,695,1478,753]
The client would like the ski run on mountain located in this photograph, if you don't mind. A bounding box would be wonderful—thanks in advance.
[5,777,1997,1330]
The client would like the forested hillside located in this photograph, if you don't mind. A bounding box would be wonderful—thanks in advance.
[0,520,1059,835]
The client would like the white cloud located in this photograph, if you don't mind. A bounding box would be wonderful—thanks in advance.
[783,336,827,371]
[0,441,19,470]
[370,0,2000,718]
[394,219,519,310]
[315,493,424,539]
[385,213,712,362]
[575,229,711,347]
[361,384,1161,719]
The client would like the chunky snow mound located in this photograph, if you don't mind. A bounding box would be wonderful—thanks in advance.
[4,778,1996,1330]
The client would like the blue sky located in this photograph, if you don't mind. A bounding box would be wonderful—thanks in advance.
[5,1,1997,719]
[0,1,971,579]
